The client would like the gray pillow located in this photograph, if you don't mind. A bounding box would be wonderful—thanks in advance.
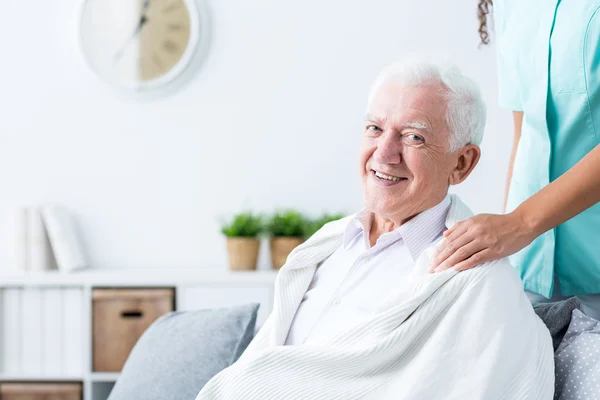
[533,297,581,350]
[553,309,600,400]
[107,303,259,400]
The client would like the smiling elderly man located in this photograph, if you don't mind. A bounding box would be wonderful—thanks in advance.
[195,59,554,400]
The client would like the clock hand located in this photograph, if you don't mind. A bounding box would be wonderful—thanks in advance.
[114,14,149,62]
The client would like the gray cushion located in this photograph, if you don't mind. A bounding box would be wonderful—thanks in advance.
[533,297,581,350]
[554,309,600,400]
[107,303,259,400]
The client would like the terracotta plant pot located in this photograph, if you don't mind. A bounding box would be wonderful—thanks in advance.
[270,237,305,270]
[226,237,260,271]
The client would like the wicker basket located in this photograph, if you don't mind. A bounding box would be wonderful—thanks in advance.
[92,288,174,372]
[0,383,82,400]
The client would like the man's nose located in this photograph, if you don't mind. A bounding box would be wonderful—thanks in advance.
[373,135,402,165]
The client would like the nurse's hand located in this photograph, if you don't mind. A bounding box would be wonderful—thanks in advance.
[429,212,536,273]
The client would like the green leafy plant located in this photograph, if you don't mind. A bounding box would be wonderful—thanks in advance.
[221,212,263,237]
[266,210,308,237]
[304,213,346,238]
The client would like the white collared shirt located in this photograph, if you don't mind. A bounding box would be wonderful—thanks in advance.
[285,196,451,346]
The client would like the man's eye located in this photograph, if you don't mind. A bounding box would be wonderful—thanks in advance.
[366,125,381,133]
[403,134,425,145]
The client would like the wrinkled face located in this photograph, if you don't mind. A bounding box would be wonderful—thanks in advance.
[360,81,458,223]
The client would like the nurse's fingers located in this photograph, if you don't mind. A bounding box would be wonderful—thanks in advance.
[431,240,484,273]
[442,220,465,239]
[443,225,456,237]
[431,223,469,269]
[453,249,494,272]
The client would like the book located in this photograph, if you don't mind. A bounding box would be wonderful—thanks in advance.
[28,207,54,272]
[3,288,23,374]
[41,288,63,375]
[21,287,42,375]
[40,205,88,272]
[63,288,84,375]
[14,207,29,272]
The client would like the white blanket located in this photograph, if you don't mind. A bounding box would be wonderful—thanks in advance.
[196,195,554,400]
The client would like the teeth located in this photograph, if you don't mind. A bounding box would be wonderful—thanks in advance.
[375,171,402,181]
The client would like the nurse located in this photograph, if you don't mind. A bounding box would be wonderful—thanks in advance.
[430,0,600,319]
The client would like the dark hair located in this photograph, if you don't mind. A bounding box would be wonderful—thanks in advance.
[478,0,493,45]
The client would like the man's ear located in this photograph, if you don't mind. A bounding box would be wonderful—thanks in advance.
[449,144,481,185]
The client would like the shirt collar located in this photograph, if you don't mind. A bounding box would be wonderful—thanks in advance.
[397,196,451,260]
[343,210,371,249]
[343,195,451,261]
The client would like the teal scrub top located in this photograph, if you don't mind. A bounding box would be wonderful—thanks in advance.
[494,0,600,298]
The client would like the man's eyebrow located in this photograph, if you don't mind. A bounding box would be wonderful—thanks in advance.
[402,121,432,132]
[364,115,433,133]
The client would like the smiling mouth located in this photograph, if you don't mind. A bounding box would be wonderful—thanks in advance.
[372,169,408,182]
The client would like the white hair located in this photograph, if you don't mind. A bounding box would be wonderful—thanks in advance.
[367,58,487,152]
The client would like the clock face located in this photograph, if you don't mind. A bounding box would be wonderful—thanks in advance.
[80,0,199,90]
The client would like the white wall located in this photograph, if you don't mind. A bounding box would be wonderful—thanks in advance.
[0,0,512,270]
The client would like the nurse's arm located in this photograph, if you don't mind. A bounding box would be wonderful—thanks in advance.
[504,111,523,211]
[429,143,600,273]
[517,143,600,239]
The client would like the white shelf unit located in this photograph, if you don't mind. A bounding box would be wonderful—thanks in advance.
[0,375,84,382]
[0,268,277,400]
[89,373,120,382]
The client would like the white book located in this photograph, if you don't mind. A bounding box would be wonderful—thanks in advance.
[3,288,22,374]
[40,205,88,272]
[41,288,63,375]
[63,288,84,375]
[0,291,2,372]
[28,207,53,272]
[14,207,29,271]
[21,287,42,375]
[0,290,3,373]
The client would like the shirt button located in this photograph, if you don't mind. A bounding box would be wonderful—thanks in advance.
[332,298,341,306]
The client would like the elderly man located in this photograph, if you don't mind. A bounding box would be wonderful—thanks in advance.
[196,59,554,399]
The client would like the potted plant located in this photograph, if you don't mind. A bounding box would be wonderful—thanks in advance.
[266,210,308,270]
[221,212,263,271]
[304,213,346,238]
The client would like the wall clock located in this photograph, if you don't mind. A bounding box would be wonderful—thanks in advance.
[79,0,210,96]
